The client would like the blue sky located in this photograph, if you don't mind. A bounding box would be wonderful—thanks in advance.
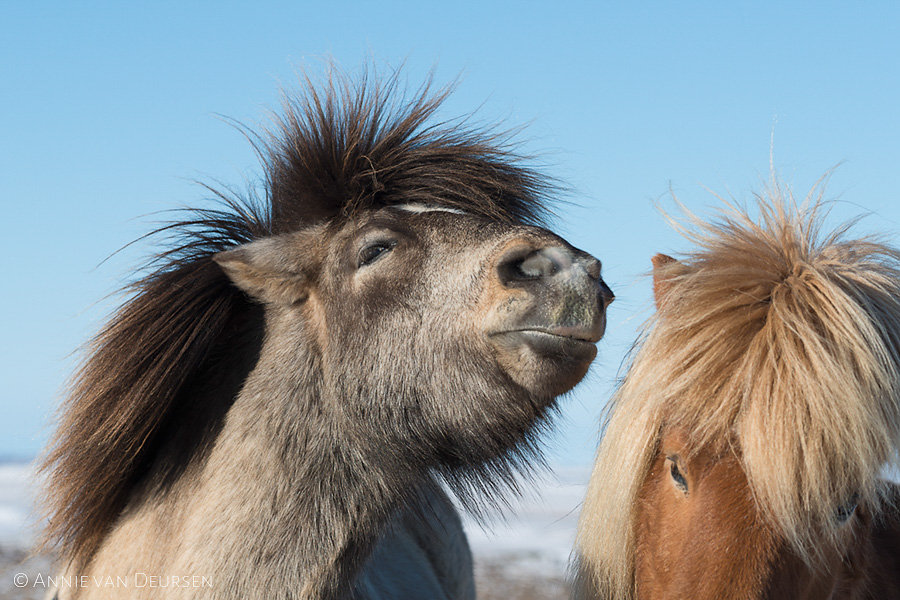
[2,2,898,465]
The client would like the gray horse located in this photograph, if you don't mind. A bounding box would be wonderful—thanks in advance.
[40,69,613,599]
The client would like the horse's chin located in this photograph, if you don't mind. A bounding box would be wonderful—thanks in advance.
[488,326,600,398]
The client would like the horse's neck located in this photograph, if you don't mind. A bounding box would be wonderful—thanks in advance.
[177,338,420,599]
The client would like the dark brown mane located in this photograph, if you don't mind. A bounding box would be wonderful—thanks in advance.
[38,66,554,568]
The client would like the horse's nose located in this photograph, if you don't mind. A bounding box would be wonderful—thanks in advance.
[497,245,580,285]
[497,245,614,306]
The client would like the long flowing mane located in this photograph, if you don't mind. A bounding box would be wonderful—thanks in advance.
[575,178,900,599]
[38,66,554,569]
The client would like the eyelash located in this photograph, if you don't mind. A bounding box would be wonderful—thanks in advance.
[668,457,688,494]
[358,240,397,267]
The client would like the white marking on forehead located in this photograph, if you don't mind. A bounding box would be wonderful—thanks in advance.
[393,203,467,216]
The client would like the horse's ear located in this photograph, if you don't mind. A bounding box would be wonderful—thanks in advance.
[651,253,686,309]
[214,233,317,305]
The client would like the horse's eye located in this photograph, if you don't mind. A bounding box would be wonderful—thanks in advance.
[668,457,688,494]
[835,494,859,524]
[358,240,397,267]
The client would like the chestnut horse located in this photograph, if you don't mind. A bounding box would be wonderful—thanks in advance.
[39,69,613,599]
[574,184,900,599]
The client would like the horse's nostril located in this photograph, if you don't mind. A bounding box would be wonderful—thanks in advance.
[497,247,536,285]
[497,246,570,286]
[517,252,557,279]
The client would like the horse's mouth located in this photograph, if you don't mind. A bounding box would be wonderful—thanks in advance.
[489,327,601,362]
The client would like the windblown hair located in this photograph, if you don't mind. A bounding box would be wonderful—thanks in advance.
[575,178,900,599]
[38,65,553,569]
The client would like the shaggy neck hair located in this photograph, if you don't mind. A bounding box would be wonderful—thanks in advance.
[575,179,900,600]
[38,65,554,573]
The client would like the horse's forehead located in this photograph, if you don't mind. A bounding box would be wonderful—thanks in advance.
[659,425,692,453]
[328,203,561,263]
[349,203,523,245]
[659,422,735,465]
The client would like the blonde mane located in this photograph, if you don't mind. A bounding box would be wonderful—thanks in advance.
[574,178,900,599]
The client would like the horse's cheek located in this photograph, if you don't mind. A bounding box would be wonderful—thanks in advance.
[635,464,677,596]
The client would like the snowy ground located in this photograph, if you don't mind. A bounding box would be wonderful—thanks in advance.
[460,467,588,599]
[0,462,40,547]
[0,461,588,599]
[0,461,53,600]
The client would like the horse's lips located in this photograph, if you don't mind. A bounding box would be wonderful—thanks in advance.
[488,328,601,363]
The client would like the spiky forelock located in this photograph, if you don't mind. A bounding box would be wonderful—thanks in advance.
[258,67,552,232]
